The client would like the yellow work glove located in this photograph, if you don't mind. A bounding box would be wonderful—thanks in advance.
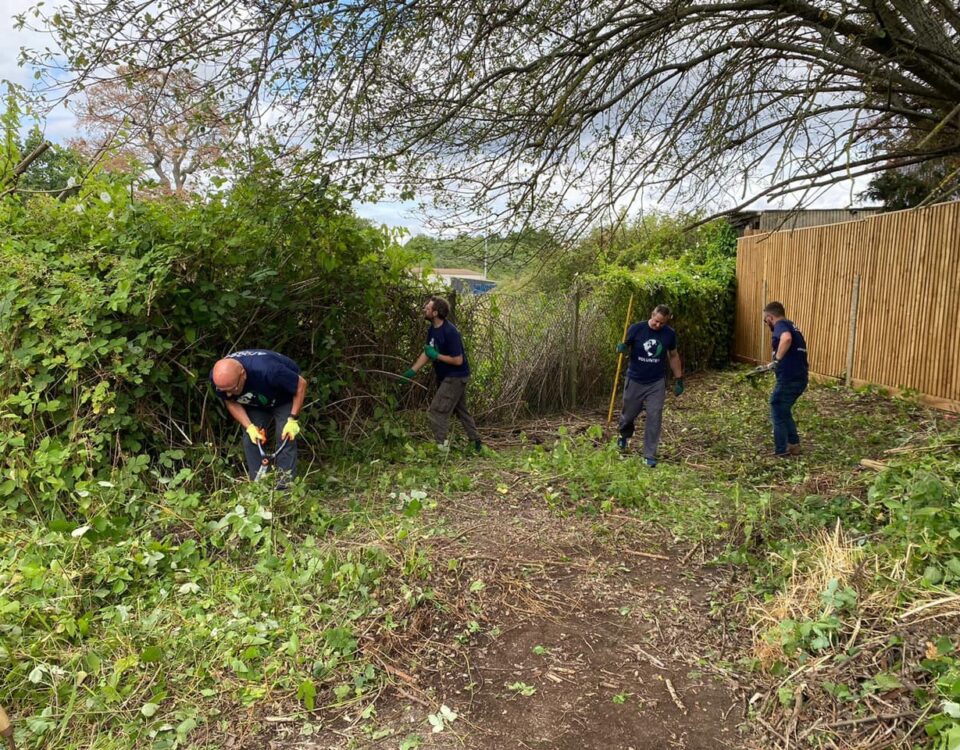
[246,424,266,444]
[281,417,300,441]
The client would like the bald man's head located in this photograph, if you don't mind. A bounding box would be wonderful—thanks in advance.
[212,358,246,395]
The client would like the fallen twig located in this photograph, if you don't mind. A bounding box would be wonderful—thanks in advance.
[823,710,918,730]
[629,644,667,670]
[665,678,686,713]
[622,548,670,561]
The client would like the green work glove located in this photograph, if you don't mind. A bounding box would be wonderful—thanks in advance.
[281,417,300,441]
[424,345,439,361]
[674,378,685,396]
[401,368,416,381]
[616,342,627,354]
[245,424,266,444]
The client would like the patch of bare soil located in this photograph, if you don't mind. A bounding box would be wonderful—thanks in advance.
[285,476,755,749]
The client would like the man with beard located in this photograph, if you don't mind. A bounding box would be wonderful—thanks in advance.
[401,296,482,452]
[615,304,684,467]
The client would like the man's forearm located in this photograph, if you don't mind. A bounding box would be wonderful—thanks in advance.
[411,353,430,371]
[775,335,792,362]
[290,376,308,417]
[225,400,250,427]
[669,352,683,378]
[436,353,464,366]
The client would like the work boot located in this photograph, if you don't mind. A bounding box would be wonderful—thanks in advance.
[787,443,801,456]
[616,436,628,451]
[645,457,657,468]
[472,439,483,454]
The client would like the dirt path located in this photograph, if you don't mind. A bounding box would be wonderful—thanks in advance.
[295,474,753,749]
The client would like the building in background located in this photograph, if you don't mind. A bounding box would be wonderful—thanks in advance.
[729,208,884,236]
[412,267,497,295]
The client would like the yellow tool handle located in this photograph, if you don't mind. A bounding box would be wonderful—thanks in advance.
[606,293,635,425]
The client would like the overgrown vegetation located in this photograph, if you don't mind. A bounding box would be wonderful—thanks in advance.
[501,377,960,749]
[0,159,431,509]
[4,93,956,748]
[430,214,738,420]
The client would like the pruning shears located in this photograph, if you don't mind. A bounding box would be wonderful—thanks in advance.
[255,437,289,481]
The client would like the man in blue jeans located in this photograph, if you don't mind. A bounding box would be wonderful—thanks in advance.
[760,301,809,457]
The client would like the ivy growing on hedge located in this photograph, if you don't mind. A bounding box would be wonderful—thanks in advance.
[588,218,737,373]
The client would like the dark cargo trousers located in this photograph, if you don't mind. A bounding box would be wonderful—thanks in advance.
[242,402,298,482]
[618,377,667,460]
[428,376,481,444]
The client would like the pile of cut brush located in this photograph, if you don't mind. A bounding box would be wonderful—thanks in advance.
[746,436,960,750]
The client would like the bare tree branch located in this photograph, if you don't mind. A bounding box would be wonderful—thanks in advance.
[19,0,960,237]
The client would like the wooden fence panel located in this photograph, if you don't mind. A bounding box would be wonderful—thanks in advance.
[734,200,960,411]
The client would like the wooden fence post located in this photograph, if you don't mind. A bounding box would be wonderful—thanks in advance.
[758,279,768,361]
[568,285,580,407]
[845,274,861,387]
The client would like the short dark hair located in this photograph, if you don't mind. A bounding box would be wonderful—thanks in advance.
[428,296,450,319]
[653,304,672,318]
[763,301,786,317]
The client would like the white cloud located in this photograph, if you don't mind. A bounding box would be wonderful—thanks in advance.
[355,200,426,239]
[2,0,78,141]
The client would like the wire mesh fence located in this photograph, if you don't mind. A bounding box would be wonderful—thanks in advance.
[436,286,621,422]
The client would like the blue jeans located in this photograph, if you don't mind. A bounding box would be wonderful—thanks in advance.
[770,378,807,455]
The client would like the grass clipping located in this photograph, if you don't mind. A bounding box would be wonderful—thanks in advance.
[751,521,865,670]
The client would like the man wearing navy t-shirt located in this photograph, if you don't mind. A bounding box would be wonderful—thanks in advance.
[615,304,685,467]
[760,301,809,457]
[210,349,308,483]
[401,296,482,451]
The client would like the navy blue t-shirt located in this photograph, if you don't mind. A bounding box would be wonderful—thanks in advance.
[772,320,808,381]
[625,321,677,384]
[210,349,300,407]
[426,321,470,382]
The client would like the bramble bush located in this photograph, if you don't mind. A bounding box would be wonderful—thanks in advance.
[0,157,426,516]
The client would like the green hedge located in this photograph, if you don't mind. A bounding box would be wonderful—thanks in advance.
[586,214,737,374]
[592,254,736,373]
[0,165,424,514]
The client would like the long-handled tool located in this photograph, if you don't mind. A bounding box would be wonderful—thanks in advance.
[739,363,775,381]
[607,294,635,425]
[367,368,429,390]
[255,437,289,481]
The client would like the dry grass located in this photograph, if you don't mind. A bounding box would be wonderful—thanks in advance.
[751,521,865,670]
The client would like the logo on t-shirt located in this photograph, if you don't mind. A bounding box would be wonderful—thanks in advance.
[235,392,271,406]
[642,339,663,358]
